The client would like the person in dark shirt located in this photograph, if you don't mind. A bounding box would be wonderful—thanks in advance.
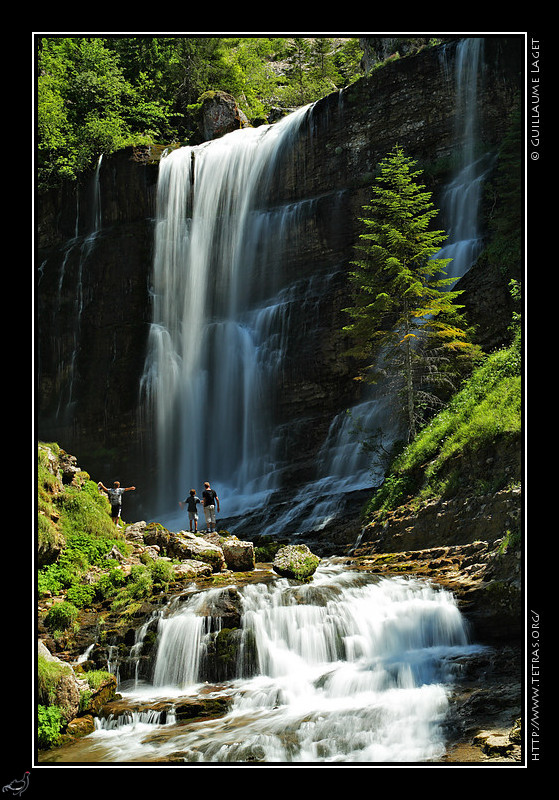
[179,489,201,532]
[201,481,220,533]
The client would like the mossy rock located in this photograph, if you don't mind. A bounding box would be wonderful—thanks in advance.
[272,544,320,582]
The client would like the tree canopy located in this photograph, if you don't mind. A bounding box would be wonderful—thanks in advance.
[36,35,363,190]
[343,146,483,441]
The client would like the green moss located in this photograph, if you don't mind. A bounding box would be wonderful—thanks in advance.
[38,654,73,703]
[83,669,113,690]
[273,545,320,582]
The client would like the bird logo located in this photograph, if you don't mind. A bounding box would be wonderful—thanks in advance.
[2,772,30,796]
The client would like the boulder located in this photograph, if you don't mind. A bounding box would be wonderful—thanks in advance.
[144,525,226,572]
[198,90,250,141]
[196,586,243,628]
[63,714,95,739]
[175,532,226,572]
[272,544,320,581]
[173,560,213,580]
[221,537,255,571]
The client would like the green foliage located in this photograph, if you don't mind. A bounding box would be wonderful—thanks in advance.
[92,566,127,602]
[43,601,79,633]
[37,445,64,556]
[83,669,113,690]
[37,654,72,703]
[54,478,117,541]
[367,328,521,515]
[150,558,176,587]
[38,563,74,596]
[109,564,153,614]
[65,582,96,609]
[37,36,364,190]
[343,146,483,440]
[38,704,64,749]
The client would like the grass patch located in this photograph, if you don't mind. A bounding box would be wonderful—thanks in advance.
[367,334,521,516]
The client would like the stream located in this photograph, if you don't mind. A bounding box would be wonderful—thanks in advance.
[40,560,486,764]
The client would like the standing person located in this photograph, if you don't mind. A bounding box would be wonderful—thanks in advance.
[179,489,201,533]
[202,481,220,533]
[98,480,135,525]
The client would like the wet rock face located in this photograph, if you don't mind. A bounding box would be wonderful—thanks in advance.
[359,486,522,554]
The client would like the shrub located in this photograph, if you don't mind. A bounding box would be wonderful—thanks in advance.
[150,559,175,587]
[38,704,64,749]
[65,582,96,608]
[58,532,127,574]
[44,601,79,632]
[93,567,127,602]
[128,565,153,598]
[110,565,153,614]
[38,563,74,597]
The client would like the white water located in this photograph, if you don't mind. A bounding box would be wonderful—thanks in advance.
[72,562,482,764]
[140,106,319,522]
[437,38,492,281]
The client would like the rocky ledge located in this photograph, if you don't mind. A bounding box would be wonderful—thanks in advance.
[38,480,523,764]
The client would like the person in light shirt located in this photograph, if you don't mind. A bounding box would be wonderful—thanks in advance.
[98,480,135,525]
[201,481,220,533]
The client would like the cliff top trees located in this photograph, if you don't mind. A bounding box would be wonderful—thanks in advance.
[344,146,483,442]
[36,36,363,190]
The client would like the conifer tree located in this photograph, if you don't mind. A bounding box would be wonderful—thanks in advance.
[343,146,483,441]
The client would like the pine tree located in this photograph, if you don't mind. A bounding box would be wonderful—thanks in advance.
[343,146,483,441]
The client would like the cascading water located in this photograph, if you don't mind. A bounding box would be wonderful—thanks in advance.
[140,37,489,537]
[140,106,318,523]
[436,37,492,280]
[50,561,484,764]
[275,38,492,538]
[300,36,492,535]
[43,154,104,421]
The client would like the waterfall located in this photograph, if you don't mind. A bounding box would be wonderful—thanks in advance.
[291,36,492,536]
[55,155,104,419]
[74,562,483,764]
[141,37,489,534]
[140,107,404,532]
[437,37,492,281]
[140,107,315,520]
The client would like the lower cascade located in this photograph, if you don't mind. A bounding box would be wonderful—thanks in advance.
[61,562,484,764]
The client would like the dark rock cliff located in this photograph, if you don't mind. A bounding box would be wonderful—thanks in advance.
[36,36,524,513]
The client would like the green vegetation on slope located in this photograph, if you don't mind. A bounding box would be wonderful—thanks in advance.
[38,443,175,621]
[365,309,521,518]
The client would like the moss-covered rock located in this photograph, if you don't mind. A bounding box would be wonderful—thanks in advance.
[272,544,320,582]
[144,527,226,572]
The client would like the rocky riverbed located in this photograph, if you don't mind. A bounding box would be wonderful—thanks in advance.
[37,496,523,764]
